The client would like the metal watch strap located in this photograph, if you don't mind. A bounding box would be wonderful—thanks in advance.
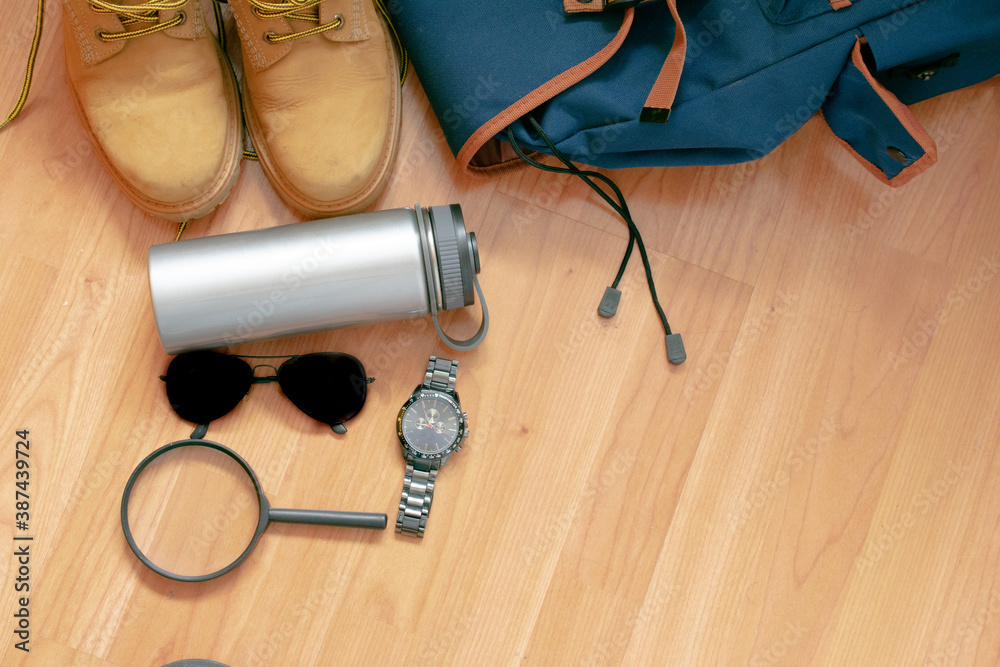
[396,356,459,537]
[396,462,438,537]
[423,355,458,393]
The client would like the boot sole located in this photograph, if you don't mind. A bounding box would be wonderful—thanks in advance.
[67,40,243,223]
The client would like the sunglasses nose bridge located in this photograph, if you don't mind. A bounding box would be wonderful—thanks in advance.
[245,365,282,401]
[250,363,281,383]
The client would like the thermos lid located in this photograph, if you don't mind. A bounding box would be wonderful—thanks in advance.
[427,204,479,311]
[417,204,489,351]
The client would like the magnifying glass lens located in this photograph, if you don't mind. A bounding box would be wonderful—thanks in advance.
[125,445,260,579]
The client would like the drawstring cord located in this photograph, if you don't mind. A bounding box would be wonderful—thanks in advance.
[505,114,686,364]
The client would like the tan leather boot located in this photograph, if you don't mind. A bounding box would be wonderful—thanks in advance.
[62,0,242,221]
[229,0,401,217]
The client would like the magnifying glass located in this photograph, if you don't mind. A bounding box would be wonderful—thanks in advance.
[121,439,386,582]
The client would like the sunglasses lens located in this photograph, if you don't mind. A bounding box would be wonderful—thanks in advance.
[165,351,254,425]
[277,353,368,427]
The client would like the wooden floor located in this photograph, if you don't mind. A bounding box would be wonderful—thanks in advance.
[2,3,999,665]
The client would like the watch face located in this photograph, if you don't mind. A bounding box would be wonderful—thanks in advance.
[399,393,462,457]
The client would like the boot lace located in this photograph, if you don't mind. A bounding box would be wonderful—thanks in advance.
[0,0,44,133]
[248,0,343,43]
[91,0,189,42]
[245,0,407,77]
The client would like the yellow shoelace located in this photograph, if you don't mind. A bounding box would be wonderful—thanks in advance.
[245,0,406,82]
[91,0,188,42]
[249,0,343,43]
[375,0,407,86]
[0,0,45,133]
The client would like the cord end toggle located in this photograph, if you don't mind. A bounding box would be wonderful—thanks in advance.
[665,333,686,365]
[598,287,621,318]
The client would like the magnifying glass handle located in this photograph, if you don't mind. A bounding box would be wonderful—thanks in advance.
[268,508,387,530]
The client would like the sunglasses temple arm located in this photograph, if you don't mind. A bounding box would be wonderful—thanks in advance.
[190,423,210,439]
[268,508,387,530]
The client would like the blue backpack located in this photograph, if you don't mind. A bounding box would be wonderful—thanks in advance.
[391,0,1000,186]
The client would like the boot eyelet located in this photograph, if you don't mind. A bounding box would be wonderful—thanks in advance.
[264,31,277,43]
[176,11,186,24]
[333,13,344,29]
[95,27,108,41]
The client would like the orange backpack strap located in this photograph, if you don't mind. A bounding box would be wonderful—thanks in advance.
[562,0,686,123]
[640,0,686,123]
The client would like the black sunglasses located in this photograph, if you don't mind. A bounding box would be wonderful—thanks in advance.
[161,351,373,435]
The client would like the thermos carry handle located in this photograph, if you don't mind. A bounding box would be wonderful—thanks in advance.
[416,204,490,351]
[433,271,488,351]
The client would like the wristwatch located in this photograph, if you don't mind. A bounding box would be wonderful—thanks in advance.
[395,356,469,537]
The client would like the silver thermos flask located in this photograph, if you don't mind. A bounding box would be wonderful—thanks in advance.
[148,204,488,353]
